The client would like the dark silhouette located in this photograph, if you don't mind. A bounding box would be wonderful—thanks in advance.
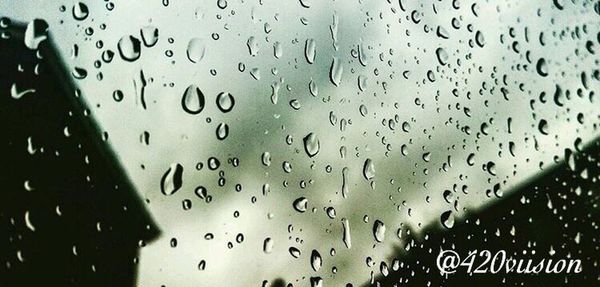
[368,142,600,286]
[0,19,159,286]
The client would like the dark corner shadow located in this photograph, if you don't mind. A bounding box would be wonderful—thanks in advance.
[367,140,600,286]
[0,19,160,286]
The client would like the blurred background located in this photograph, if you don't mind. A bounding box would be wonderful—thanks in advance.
[1,0,599,286]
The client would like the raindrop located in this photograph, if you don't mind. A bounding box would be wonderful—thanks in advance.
[263,238,274,254]
[117,35,141,62]
[197,260,206,270]
[293,197,308,213]
[72,2,89,21]
[247,36,258,56]
[435,47,448,66]
[72,67,87,79]
[305,39,316,64]
[373,220,386,242]
[261,152,271,167]
[24,19,48,50]
[362,158,375,181]
[536,58,548,77]
[187,38,207,63]
[289,247,301,258]
[299,0,311,8]
[160,163,184,196]
[140,26,159,47]
[194,186,208,199]
[538,119,549,135]
[181,85,205,115]
[475,31,485,47]
[302,133,320,157]
[329,57,343,86]
[10,83,35,100]
[216,123,229,140]
[217,0,228,9]
[440,210,455,229]
[310,250,322,272]
[342,218,351,248]
[216,92,235,113]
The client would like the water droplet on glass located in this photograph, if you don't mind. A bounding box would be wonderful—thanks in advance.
[187,38,207,63]
[24,19,48,50]
[247,36,259,56]
[216,92,235,113]
[160,163,184,196]
[435,47,448,66]
[72,2,89,21]
[310,250,322,272]
[117,35,141,62]
[538,119,549,135]
[363,158,375,181]
[293,197,308,213]
[194,186,208,199]
[263,238,274,254]
[302,133,320,157]
[216,123,229,140]
[140,26,159,47]
[304,38,316,64]
[341,218,351,248]
[181,85,205,115]
[217,0,228,9]
[440,210,455,229]
[289,247,301,258]
[373,220,385,242]
[329,57,343,86]
[536,58,548,77]
[261,152,271,167]
[10,83,35,99]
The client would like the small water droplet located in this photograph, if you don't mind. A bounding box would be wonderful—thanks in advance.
[187,38,207,63]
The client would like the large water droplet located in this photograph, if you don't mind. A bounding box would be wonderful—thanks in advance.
[342,218,351,248]
[161,163,184,195]
[329,57,343,86]
[140,26,159,47]
[536,58,548,77]
[118,35,141,62]
[302,133,320,157]
[181,85,205,115]
[247,36,259,56]
[538,119,549,135]
[363,158,375,181]
[24,19,48,50]
[289,247,301,258]
[440,210,455,229]
[216,123,229,140]
[310,250,322,272]
[293,197,308,213]
[72,2,89,21]
[373,220,385,242]
[263,238,274,254]
[187,38,206,63]
[435,47,448,66]
[305,39,316,64]
[216,92,235,113]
